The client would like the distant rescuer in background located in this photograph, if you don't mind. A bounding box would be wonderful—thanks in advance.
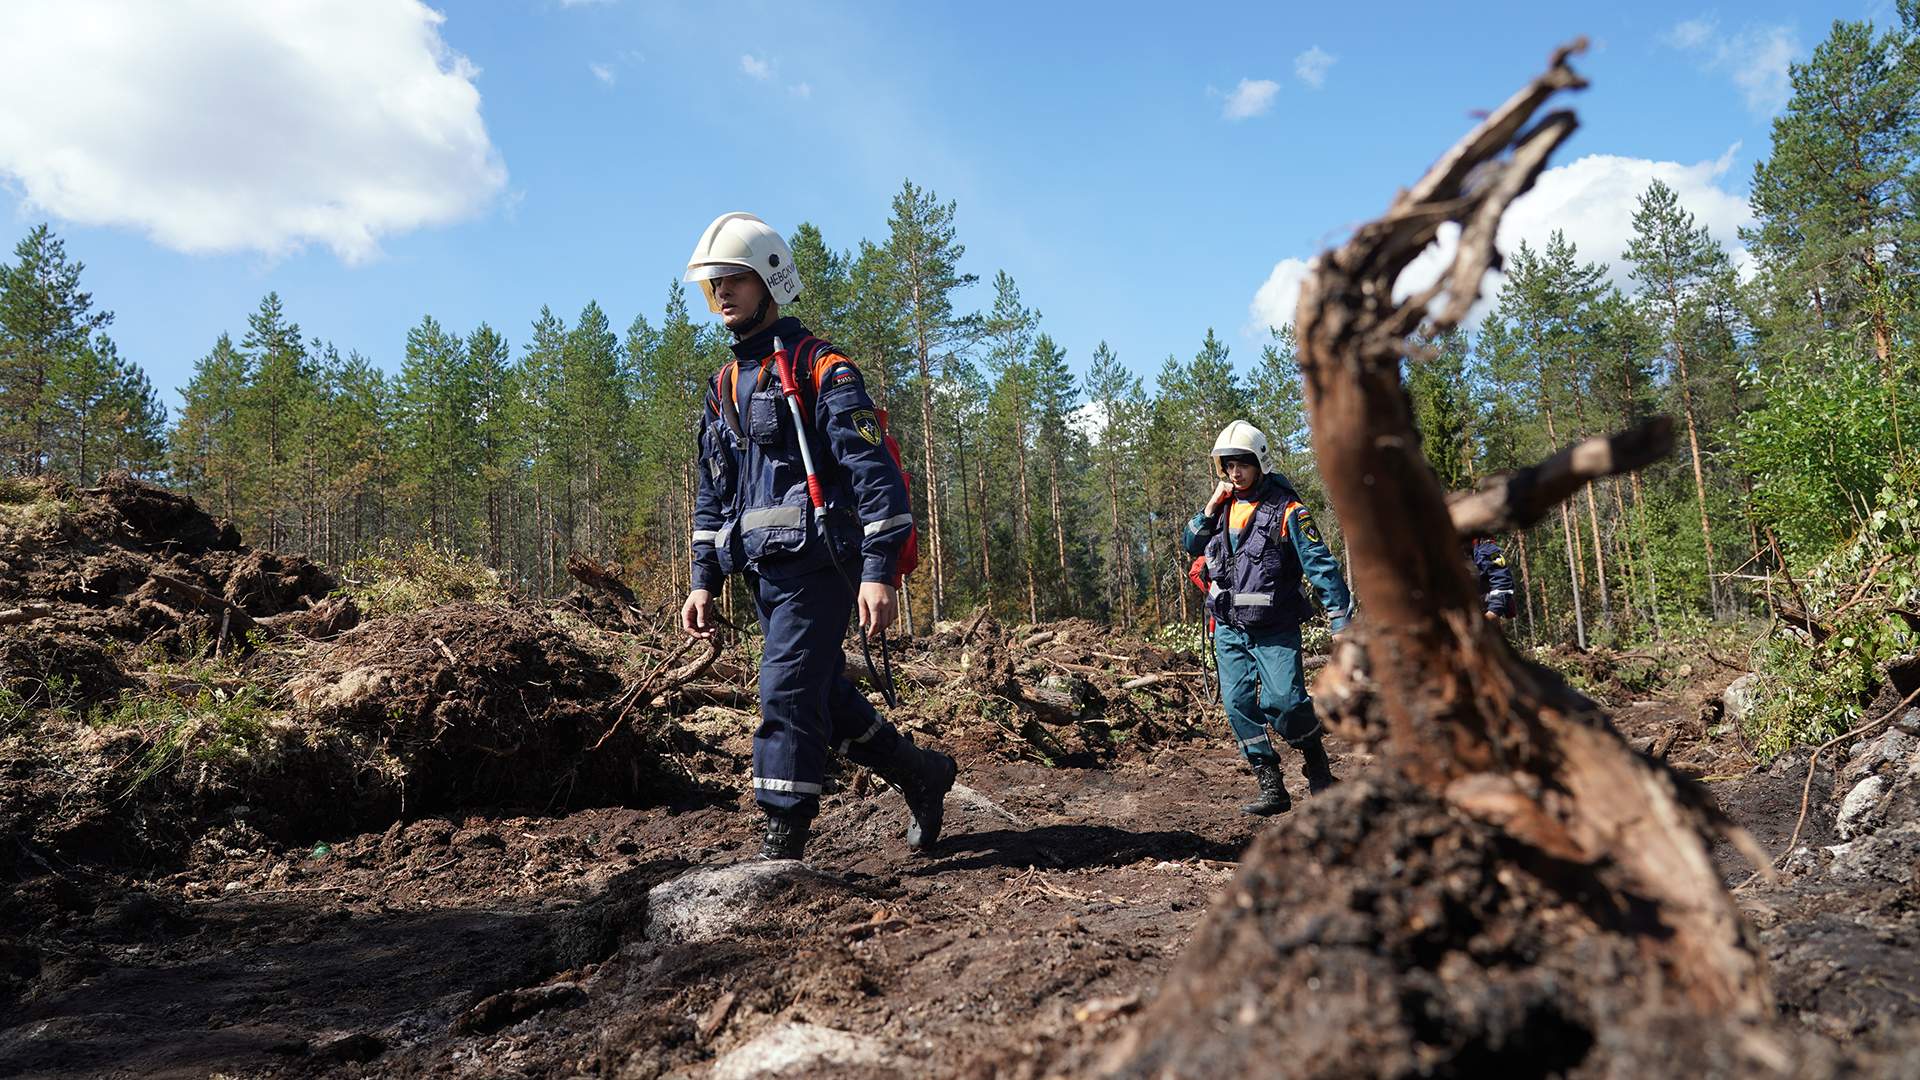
[1182,421,1353,817]
[678,212,957,862]
[1469,535,1517,621]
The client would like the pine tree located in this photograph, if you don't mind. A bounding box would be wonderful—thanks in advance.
[171,334,250,519]
[396,314,474,544]
[0,225,113,474]
[1031,332,1078,608]
[1086,341,1145,624]
[885,180,978,625]
[1627,180,1736,614]
[238,293,316,549]
[1405,327,1474,491]
[1746,9,1918,450]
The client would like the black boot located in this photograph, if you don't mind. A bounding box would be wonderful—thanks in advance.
[1239,761,1291,816]
[758,809,812,861]
[1299,733,1338,795]
[875,740,958,852]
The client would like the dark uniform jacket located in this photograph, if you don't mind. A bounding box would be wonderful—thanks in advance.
[1180,474,1352,632]
[691,317,912,591]
[1470,537,1516,617]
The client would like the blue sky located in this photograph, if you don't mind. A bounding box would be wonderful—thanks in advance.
[0,0,1885,412]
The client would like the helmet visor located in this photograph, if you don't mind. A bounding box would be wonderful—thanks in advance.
[684,262,756,283]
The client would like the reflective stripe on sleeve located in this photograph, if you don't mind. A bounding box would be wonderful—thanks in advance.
[752,777,824,795]
[740,505,806,532]
[692,529,719,545]
[863,513,913,537]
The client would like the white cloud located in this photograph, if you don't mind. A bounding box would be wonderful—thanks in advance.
[1663,17,1715,50]
[1249,257,1313,334]
[589,62,616,86]
[741,54,772,80]
[1222,78,1280,121]
[0,0,505,264]
[1662,16,1801,115]
[1070,400,1108,440]
[1249,149,1754,333]
[1293,46,1336,90]
[790,82,814,99]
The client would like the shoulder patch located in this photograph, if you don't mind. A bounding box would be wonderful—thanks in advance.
[823,366,861,394]
[1293,506,1324,545]
[850,409,882,445]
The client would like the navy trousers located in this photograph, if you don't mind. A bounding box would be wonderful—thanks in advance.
[748,565,906,816]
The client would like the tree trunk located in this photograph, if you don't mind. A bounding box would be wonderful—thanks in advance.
[975,452,993,614]
[911,281,948,623]
[1288,43,1766,1017]
[1539,399,1585,646]
[1014,419,1039,624]
[1669,337,1719,615]
[1048,456,1069,605]
[1105,456,1130,627]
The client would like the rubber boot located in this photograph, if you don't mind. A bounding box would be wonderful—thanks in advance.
[1239,761,1291,816]
[876,740,958,853]
[758,808,812,861]
[1300,733,1338,795]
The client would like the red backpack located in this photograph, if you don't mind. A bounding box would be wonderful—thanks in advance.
[747,336,919,588]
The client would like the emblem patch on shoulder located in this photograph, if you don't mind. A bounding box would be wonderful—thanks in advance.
[851,409,882,445]
[1296,509,1323,545]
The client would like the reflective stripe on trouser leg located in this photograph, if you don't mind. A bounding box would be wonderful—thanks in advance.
[1243,622,1318,745]
[833,668,905,768]
[1214,623,1280,765]
[750,566,852,815]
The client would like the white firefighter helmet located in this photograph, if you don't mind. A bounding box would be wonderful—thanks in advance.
[1209,420,1273,477]
[684,212,802,314]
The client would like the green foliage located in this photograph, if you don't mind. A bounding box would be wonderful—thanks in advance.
[342,541,507,617]
[1747,467,1920,755]
[1734,335,1905,555]
[92,676,278,793]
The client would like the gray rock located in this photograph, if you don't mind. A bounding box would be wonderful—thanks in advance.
[709,1022,892,1080]
[1721,673,1762,726]
[1828,824,1920,885]
[644,861,829,945]
[1838,774,1891,839]
[1841,728,1919,788]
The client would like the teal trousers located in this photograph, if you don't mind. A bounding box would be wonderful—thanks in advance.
[1213,621,1318,765]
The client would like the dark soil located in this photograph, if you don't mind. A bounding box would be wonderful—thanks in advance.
[4,482,1919,1078]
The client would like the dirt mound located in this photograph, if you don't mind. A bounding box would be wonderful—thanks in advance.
[286,602,683,817]
[1085,776,1914,1079]
[0,474,341,674]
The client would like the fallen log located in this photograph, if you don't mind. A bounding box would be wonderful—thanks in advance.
[0,603,53,627]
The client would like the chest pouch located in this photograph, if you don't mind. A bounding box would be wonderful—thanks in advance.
[748,388,788,448]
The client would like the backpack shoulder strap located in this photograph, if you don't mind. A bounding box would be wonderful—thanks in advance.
[713,361,742,438]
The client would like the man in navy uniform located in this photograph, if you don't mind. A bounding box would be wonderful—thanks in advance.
[1469,536,1517,621]
[679,212,956,861]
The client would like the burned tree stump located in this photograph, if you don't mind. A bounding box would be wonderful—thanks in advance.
[1100,43,1772,1079]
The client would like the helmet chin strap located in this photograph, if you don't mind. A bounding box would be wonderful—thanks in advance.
[730,292,774,340]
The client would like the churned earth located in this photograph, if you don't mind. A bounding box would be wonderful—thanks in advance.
[5,478,1919,1078]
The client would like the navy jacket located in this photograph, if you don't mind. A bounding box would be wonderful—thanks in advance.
[1470,537,1516,616]
[691,317,912,591]
[1181,474,1352,632]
